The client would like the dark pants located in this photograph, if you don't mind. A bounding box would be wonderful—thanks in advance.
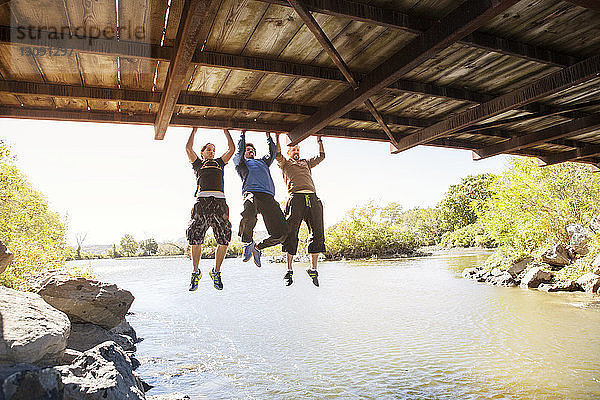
[282,193,325,255]
[239,192,287,250]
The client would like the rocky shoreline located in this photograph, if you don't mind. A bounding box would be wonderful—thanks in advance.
[0,271,188,400]
[462,219,600,296]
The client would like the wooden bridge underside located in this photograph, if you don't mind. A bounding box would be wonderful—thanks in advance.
[0,0,599,165]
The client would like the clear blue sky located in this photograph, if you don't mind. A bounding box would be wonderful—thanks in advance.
[2,118,513,245]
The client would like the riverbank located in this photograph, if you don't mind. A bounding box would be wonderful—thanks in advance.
[0,270,188,399]
[460,219,600,296]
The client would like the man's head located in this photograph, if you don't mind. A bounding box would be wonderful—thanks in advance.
[287,144,300,161]
[244,143,256,159]
[201,143,216,160]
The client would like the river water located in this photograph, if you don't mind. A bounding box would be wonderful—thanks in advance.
[72,250,600,399]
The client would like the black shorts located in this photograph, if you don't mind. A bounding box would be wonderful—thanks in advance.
[186,197,232,246]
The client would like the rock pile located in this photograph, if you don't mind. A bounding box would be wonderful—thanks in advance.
[0,241,13,275]
[0,273,186,400]
[463,215,600,295]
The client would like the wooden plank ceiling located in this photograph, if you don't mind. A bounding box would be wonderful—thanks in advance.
[0,0,599,166]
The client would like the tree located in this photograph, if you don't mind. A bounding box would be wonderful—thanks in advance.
[0,140,68,288]
[438,174,497,231]
[119,234,138,257]
[139,238,158,256]
[75,232,87,260]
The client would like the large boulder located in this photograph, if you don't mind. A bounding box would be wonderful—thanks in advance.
[541,244,572,268]
[589,214,600,234]
[537,280,583,292]
[68,323,136,353]
[508,257,533,278]
[520,266,554,289]
[37,275,134,329]
[0,286,70,365]
[575,273,600,294]
[110,318,141,344]
[488,271,517,287]
[56,341,145,400]
[2,367,63,400]
[0,241,13,275]
[566,224,593,255]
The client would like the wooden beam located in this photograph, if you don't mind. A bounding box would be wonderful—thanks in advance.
[393,55,600,153]
[286,0,399,148]
[0,80,431,127]
[472,114,600,160]
[154,0,219,140]
[258,0,578,67]
[6,104,600,164]
[287,0,522,145]
[540,143,600,166]
[564,0,600,12]
[0,25,569,115]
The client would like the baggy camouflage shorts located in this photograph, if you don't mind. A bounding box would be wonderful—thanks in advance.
[186,197,232,246]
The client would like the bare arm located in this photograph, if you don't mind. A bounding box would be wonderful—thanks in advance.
[275,133,285,164]
[221,129,235,163]
[308,136,325,168]
[186,128,198,163]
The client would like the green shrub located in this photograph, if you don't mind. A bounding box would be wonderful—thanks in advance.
[441,223,497,248]
[0,141,70,289]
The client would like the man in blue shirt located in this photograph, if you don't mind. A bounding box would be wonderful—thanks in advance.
[234,131,287,267]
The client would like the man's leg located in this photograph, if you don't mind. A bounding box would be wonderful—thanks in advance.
[255,192,287,250]
[282,195,304,286]
[239,193,258,243]
[306,195,326,269]
[305,195,325,287]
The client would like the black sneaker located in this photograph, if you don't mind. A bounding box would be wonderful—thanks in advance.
[306,269,319,287]
[209,269,223,290]
[284,270,293,286]
[188,271,201,291]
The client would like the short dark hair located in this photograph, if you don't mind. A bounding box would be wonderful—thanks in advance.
[245,143,256,151]
[201,143,215,152]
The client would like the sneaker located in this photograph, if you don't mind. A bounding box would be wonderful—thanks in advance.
[188,271,201,291]
[252,246,262,268]
[284,270,293,286]
[306,269,319,287]
[242,241,255,262]
[209,269,223,290]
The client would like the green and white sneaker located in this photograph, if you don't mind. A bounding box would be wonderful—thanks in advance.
[284,270,293,286]
[209,269,223,290]
[189,271,201,291]
[306,269,319,287]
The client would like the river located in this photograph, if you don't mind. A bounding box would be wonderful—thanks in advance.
[71,250,600,399]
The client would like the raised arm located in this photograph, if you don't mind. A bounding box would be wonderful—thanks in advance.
[262,132,276,166]
[233,130,246,167]
[307,136,325,168]
[186,128,199,163]
[275,133,285,165]
[221,129,235,163]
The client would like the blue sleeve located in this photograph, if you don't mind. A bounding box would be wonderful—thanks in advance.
[233,133,246,167]
[262,136,276,166]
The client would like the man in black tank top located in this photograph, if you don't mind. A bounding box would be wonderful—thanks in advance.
[185,128,235,291]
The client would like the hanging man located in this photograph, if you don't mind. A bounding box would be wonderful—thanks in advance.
[275,133,325,287]
[234,131,287,267]
[185,128,235,291]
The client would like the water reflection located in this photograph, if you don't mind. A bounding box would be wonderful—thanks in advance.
[73,251,600,399]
